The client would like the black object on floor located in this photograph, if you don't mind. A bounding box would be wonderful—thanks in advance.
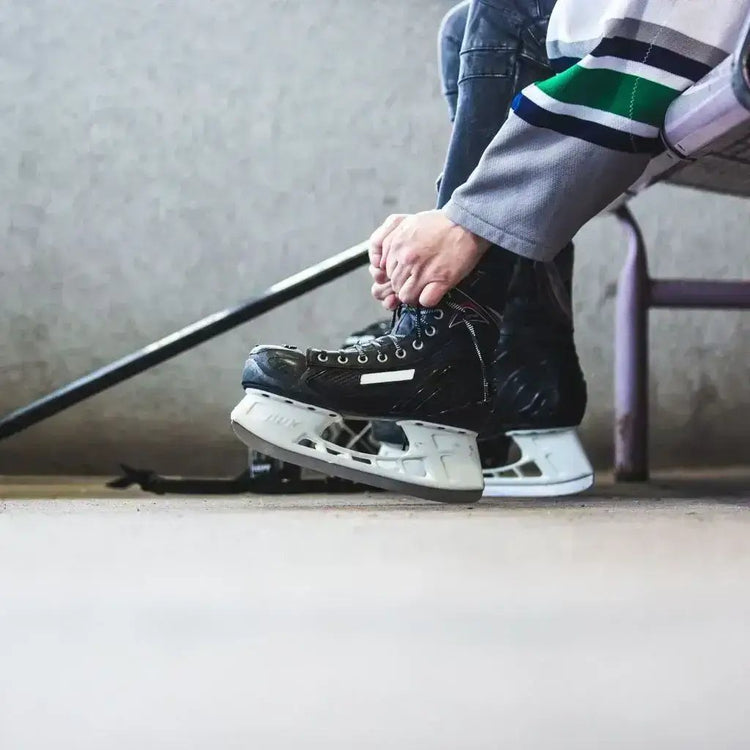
[107,463,375,496]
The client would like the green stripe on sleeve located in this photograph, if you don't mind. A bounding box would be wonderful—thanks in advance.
[536,64,681,127]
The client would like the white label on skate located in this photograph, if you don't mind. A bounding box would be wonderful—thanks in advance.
[263,413,301,429]
[360,369,415,385]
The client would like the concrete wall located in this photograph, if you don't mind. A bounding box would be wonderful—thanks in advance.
[1,0,748,476]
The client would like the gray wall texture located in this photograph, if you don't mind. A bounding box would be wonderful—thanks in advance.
[1,0,748,475]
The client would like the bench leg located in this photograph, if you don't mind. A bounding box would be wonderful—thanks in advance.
[614,207,650,481]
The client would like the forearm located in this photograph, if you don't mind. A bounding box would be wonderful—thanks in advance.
[443,113,652,261]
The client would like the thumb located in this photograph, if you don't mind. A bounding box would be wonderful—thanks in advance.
[419,281,450,308]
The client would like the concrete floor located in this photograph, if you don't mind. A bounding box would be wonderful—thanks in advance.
[1,474,749,749]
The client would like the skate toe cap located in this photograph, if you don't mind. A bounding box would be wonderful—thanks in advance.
[242,346,307,390]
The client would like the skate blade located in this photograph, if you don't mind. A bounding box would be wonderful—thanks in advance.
[482,428,594,498]
[230,389,483,504]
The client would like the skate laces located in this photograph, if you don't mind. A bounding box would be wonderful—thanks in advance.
[344,304,439,363]
[335,294,491,379]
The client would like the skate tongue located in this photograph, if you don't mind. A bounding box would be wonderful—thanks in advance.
[391,304,434,339]
[390,294,496,339]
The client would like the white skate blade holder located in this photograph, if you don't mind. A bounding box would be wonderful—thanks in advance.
[482,428,594,497]
[230,389,484,503]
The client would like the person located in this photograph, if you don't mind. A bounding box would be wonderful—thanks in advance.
[231,0,749,503]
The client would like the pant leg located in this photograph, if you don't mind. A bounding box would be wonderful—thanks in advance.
[439,0,574,323]
[438,1,471,122]
[437,0,557,209]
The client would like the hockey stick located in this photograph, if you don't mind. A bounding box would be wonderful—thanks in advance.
[0,241,369,441]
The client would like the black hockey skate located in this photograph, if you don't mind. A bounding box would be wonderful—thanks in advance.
[367,247,592,497]
[480,251,592,496]
[244,319,400,490]
[231,271,504,503]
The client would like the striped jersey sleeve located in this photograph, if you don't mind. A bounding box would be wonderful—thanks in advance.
[443,0,749,262]
[518,13,728,155]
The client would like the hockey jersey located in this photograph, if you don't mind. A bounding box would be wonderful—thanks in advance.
[443,0,750,261]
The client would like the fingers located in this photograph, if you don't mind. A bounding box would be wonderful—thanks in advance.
[372,209,480,309]
[389,252,412,294]
[382,230,400,281]
[371,277,398,310]
[397,274,422,306]
[368,263,388,284]
[368,214,407,269]
[381,293,398,311]
[382,233,425,305]
[418,281,450,308]
[370,278,394,302]
[370,214,407,247]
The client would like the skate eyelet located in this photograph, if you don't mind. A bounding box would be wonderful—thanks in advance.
[395,348,406,359]
[337,355,348,364]
[377,353,388,363]
[425,325,436,337]
[357,354,368,364]
[433,310,444,320]
[412,340,424,351]
[317,353,328,362]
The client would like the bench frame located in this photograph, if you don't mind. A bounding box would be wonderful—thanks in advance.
[613,14,750,481]
[614,205,750,481]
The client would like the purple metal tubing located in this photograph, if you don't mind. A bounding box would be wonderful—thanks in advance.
[650,279,750,309]
[614,207,750,483]
[614,206,651,482]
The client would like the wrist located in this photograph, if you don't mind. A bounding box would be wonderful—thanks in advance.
[441,208,491,253]
[469,231,491,253]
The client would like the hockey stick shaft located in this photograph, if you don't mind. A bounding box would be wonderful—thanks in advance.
[0,242,369,441]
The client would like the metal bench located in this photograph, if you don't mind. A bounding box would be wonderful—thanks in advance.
[613,14,750,480]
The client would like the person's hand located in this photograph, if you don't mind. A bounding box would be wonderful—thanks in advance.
[369,210,490,307]
[370,273,399,311]
[368,213,408,275]
[367,213,407,310]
